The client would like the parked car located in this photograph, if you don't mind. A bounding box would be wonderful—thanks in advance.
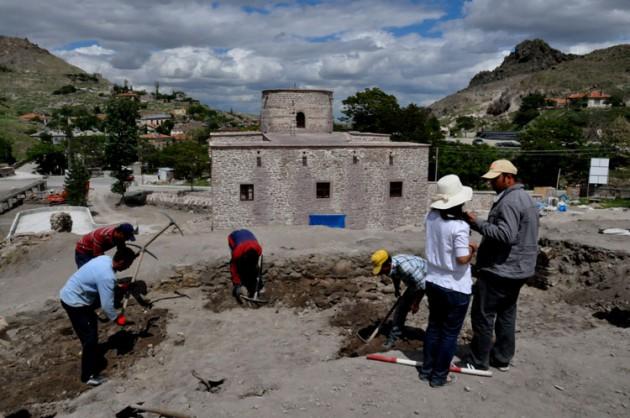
[495,141,521,148]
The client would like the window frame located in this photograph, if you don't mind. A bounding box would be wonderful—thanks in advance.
[316,181,331,199]
[389,181,403,198]
[240,184,255,201]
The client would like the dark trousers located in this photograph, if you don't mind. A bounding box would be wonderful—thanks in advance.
[391,286,425,336]
[62,301,99,382]
[421,282,470,386]
[469,272,526,369]
[75,251,94,269]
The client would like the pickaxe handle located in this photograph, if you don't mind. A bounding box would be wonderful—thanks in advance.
[364,291,404,343]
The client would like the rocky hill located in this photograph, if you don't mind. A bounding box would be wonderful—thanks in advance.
[430,39,630,119]
[0,36,257,160]
[0,36,111,113]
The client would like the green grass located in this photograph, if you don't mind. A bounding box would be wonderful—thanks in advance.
[599,198,630,208]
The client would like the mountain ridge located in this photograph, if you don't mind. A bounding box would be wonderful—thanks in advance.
[430,40,630,119]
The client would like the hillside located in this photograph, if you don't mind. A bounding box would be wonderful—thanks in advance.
[0,36,111,114]
[0,36,257,161]
[430,39,630,119]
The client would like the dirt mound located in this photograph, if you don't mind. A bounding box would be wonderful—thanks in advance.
[534,239,630,317]
[0,301,169,417]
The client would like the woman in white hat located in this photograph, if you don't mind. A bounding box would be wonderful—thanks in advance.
[419,174,477,388]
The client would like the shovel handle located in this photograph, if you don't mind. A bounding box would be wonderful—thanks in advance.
[364,293,403,343]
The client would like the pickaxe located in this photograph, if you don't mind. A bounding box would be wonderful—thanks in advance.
[120,213,184,319]
[127,243,158,261]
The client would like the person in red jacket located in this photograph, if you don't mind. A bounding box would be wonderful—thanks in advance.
[75,223,136,268]
[228,229,263,303]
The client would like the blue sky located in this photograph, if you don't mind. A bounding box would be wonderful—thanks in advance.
[1,0,629,114]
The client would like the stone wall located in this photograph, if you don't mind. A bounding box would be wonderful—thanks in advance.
[209,132,263,142]
[261,90,333,133]
[211,144,429,230]
[146,191,213,213]
[348,132,391,142]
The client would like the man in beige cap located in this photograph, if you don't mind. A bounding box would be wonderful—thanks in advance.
[458,159,539,372]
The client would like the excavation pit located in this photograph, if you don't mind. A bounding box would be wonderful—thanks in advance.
[0,302,169,417]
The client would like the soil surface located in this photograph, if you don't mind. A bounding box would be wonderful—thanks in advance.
[0,302,168,417]
[0,188,629,417]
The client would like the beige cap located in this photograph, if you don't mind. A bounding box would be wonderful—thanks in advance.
[481,159,518,179]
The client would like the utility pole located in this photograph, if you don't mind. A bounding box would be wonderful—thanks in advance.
[434,147,439,181]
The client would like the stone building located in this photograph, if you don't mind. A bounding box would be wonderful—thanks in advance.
[209,89,429,230]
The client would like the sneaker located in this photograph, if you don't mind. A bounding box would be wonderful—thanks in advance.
[453,360,489,372]
[85,375,106,386]
[430,373,457,388]
[490,360,510,372]
[382,336,397,350]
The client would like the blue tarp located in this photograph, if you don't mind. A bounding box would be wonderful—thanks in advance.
[309,214,346,228]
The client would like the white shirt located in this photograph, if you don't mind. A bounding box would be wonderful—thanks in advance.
[424,210,472,294]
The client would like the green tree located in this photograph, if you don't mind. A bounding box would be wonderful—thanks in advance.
[104,97,139,199]
[0,135,15,164]
[392,103,443,144]
[512,92,546,128]
[161,141,209,190]
[437,143,508,189]
[64,157,90,206]
[606,94,625,107]
[517,115,587,185]
[341,87,400,133]
[27,141,67,174]
[455,116,476,132]
[155,119,174,135]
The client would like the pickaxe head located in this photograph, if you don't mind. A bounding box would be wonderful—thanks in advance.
[160,211,184,236]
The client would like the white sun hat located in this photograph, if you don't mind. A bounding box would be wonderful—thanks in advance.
[430,174,473,210]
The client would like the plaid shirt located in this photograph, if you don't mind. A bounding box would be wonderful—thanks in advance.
[390,254,427,289]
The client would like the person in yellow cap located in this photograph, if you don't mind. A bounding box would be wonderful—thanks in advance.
[457,159,539,373]
[371,249,427,349]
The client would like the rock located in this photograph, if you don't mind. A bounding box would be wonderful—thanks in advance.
[0,316,8,339]
[50,212,73,232]
[465,386,472,392]
[333,260,353,276]
[174,332,186,346]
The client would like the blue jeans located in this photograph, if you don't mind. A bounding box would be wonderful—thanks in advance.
[421,282,470,386]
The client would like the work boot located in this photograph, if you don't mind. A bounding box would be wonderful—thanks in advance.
[383,326,402,349]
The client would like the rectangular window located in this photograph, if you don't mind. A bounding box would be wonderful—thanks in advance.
[240,184,254,201]
[302,155,308,166]
[389,153,394,166]
[256,156,262,167]
[390,181,403,197]
[316,182,330,199]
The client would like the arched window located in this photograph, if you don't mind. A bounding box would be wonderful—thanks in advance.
[296,112,305,128]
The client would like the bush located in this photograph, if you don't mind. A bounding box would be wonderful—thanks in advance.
[52,85,77,95]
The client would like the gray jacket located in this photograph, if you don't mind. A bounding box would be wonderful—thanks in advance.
[472,184,539,279]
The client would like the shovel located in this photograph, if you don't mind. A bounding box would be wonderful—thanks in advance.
[357,293,402,344]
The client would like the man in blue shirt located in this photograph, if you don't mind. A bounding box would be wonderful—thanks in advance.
[371,249,427,349]
[60,247,136,386]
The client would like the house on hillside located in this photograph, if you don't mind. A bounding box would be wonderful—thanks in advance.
[565,90,611,108]
[18,112,48,125]
[138,113,172,130]
[139,133,173,150]
[209,89,430,230]
[170,121,206,139]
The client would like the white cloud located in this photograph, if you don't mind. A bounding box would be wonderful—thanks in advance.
[1,0,629,114]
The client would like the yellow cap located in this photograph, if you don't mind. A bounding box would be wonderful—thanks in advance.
[481,159,518,179]
[371,249,389,275]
